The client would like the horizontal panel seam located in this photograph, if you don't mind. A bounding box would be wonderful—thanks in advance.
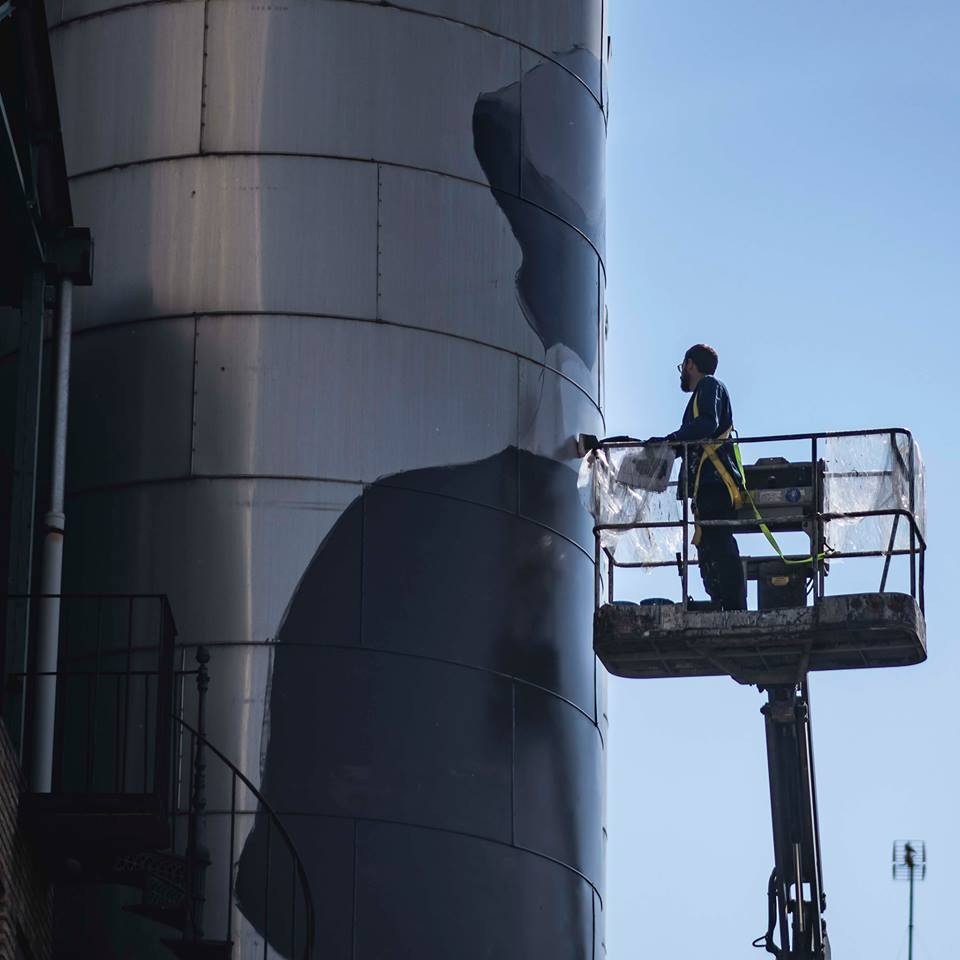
[3,309,605,411]
[172,636,605,739]
[64,151,607,267]
[302,811,605,907]
[168,807,605,906]
[50,0,193,30]
[367,483,594,559]
[377,1,604,110]
[61,472,598,562]
[49,0,606,114]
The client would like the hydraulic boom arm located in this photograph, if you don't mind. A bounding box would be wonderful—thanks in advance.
[756,681,830,960]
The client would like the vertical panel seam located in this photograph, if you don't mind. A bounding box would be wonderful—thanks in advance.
[516,41,523,197]
[593,657,599,728]
[600,0,605,112]
[199,0,210,153]
[597,257,602,422]
[592,886,597,960]
[359,490,365,646]
[376,164,383,320]
[189,314,199,475]
[601,268,607,414]
[351,820,359,960]
[510,681,516,846]
[514,356,521,517]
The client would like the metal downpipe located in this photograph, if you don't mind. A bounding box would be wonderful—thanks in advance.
[30,276,73,792]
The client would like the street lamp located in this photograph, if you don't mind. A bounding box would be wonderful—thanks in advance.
[892,840,926,960]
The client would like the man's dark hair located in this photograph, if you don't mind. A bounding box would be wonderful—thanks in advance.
[685,343,719,375]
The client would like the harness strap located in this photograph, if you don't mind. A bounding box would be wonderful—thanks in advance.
[732,442,826,566]
[690,392,743,547]
[688,391,824,567]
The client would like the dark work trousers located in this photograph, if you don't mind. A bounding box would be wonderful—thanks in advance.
[694,483,747,610]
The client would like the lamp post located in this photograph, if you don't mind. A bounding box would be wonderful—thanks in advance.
[892,840,926,960]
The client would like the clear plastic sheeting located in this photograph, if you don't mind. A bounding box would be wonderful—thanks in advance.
[578,431,926,568]
[823,432,925,555]
[577,444,681,565]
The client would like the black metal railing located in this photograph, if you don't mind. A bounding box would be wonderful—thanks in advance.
[589,427,926,612]
[169,649,316,959]
[2,593,176,798]
[0,595,315,957]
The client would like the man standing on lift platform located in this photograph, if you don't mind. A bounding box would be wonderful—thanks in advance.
[649,343,748,611]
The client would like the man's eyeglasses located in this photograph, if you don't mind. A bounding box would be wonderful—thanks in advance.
[677,361,685,373]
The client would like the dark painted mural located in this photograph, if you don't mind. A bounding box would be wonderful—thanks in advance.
[237,448,603,957]
[235,49,607,955]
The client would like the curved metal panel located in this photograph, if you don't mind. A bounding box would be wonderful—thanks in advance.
[601,0,609,112]
[359,483,597,713]
[596,658,608,734]
[202,0,520,192]
[69,156,378,330]
[594,890,606,959]
[67,319,194,491]
[236,813,356,960]
[599,258,607,404]
[519,359,603,551]
[243,646,513,837]
[378,165,602,399]
[473,103,603,395]
[354,821,595,960]
[514,683,605,890]
[378,167,534,351]
[64,477,361,648]
[60,0,138,19]
[50,1,204,175]
[44,0,63,27]
[192,315,519,482]
[521,49,606,257]
[387,0,603,99]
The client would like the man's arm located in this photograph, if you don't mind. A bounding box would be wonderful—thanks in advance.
[667,379,722,442]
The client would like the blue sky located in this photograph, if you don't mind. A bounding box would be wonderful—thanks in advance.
[603,3,957,957]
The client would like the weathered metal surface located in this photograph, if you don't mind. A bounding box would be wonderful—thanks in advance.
[68,156,379,331]
[203,2,520,190]
[366,0,604,100]
[595,593,926,685]
[50,1,205,175]
[378,166,601,401]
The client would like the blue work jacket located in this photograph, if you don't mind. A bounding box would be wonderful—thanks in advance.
[668,375,742,497]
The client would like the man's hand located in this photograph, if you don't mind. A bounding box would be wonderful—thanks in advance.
[643,436,666,446]
[576,434,600,456]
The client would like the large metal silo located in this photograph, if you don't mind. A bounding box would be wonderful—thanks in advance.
[45,0,607,955]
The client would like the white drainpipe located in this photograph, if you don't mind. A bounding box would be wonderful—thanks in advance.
[30,276,72,792]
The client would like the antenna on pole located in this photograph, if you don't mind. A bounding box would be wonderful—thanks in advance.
[892,840,926,960]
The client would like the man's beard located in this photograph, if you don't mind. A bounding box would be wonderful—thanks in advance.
[680,371,692,392]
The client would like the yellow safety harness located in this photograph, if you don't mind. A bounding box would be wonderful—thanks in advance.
[691,393,743,511]
[690,391,823,565]
[690,392,742,546]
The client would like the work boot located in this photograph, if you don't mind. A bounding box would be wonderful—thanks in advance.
[686,598,722,612]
